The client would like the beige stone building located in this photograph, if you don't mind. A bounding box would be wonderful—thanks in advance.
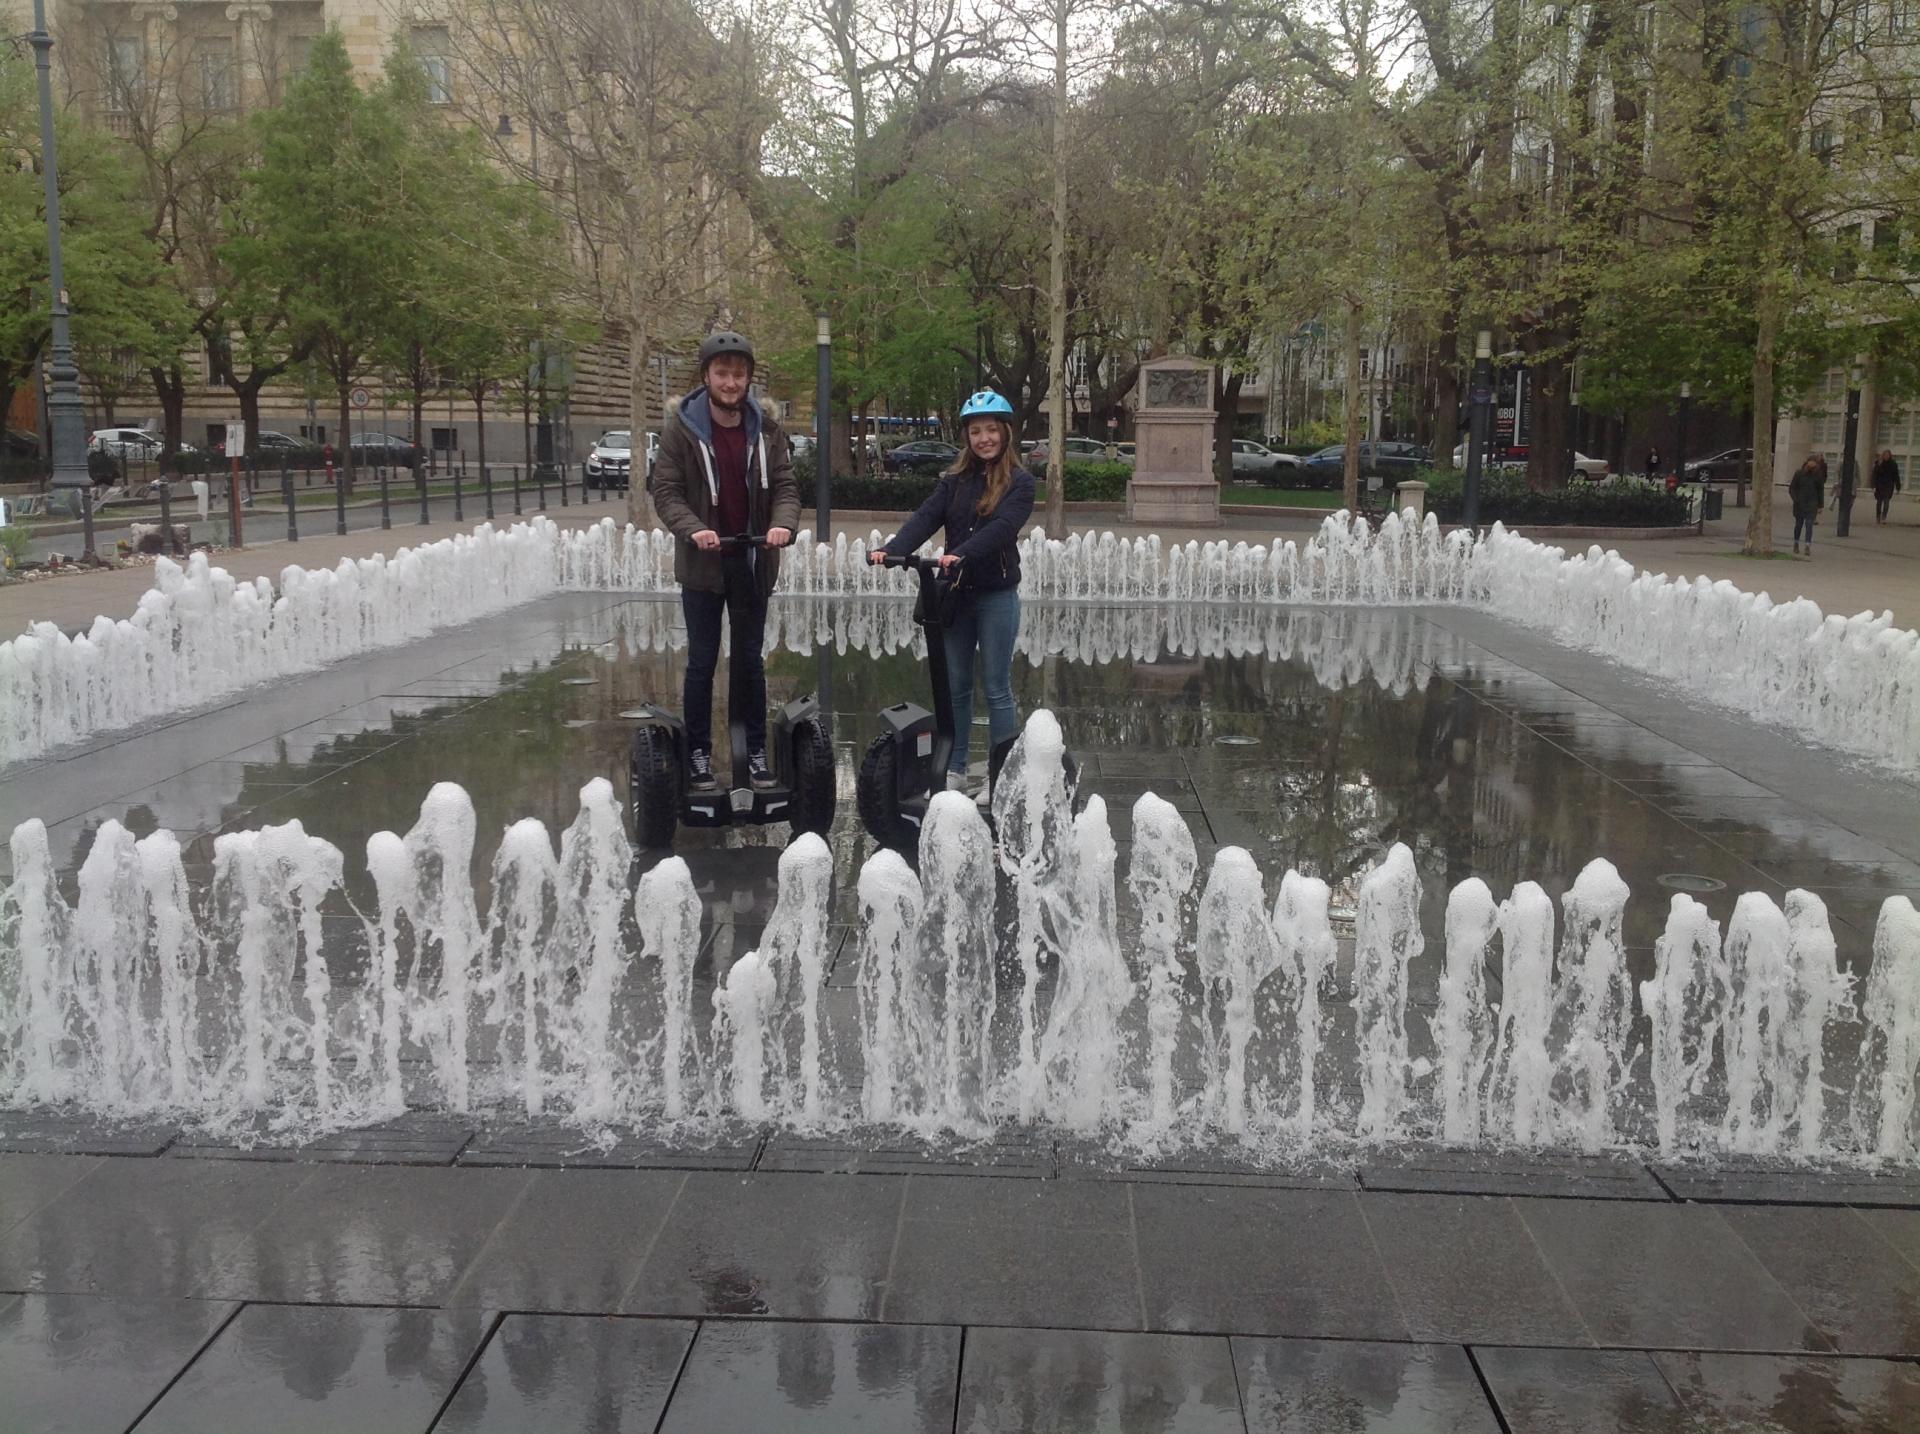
[36,0,802,467]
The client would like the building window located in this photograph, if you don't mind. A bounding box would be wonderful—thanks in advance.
[199,41,235,113]
[1874,216,1902,254]
[286,33,316,78]
[106,35,143,111]
[1812,121,1837,165]
[1894,0,1919,36]
[414,26,452,105]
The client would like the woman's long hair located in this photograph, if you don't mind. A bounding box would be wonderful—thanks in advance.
[946,417,1017,515]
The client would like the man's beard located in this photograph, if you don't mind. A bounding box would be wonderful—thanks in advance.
[709,388,744,413]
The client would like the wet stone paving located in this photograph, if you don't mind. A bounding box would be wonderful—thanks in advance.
[3,592,1920,1429]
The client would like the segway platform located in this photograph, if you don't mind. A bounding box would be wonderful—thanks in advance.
[627,696,835,848]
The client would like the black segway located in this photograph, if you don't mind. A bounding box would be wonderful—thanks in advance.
[856,553,965,850]
[628,537,836,848]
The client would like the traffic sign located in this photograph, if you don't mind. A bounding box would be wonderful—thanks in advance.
[351,387,371,409]
[225,421,245,457]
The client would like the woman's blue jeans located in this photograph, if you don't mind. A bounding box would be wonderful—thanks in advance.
[943,586,1020,774]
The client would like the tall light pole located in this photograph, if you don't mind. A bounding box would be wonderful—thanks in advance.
[814,313,831,542]
[29,0,89,495]
[1837,351,1866,538]
[1676,380,1691,488]
[1463,330,1493,531]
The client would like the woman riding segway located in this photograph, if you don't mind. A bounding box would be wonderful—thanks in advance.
[868,390,1035,801]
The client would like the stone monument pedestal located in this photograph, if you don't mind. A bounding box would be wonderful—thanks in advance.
[1126,356,1221,528]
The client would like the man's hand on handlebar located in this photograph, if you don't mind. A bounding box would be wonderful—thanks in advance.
[766,527,792,548]
[692,529,721,552]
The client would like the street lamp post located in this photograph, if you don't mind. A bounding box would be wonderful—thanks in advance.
[28,0,91,507]
[814,313,831,542]
[1676,381,1691,489]
[1463,330,1493,531]
[1837,351,1866,538]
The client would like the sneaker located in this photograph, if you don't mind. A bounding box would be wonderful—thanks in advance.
[748,750,776,789]
[946,771,969,793]
[687,748,719,792]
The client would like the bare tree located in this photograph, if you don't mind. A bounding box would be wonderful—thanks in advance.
[446,0,769,527]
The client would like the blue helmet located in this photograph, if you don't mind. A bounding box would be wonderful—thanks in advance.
[959,389,1014,420]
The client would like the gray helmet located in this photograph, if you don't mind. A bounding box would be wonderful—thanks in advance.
[698,330,755,372]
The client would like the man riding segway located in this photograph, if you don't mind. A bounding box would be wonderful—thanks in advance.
[651,330,800,793]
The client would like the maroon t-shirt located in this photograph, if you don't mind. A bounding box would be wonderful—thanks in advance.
[711,422,750,537]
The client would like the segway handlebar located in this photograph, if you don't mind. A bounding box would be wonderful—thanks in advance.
[713,533,783,550]
[876,551,951,571]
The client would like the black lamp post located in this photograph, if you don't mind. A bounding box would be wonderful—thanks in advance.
[815,313,831,542]
[1676,380,1691,488]
[1463,330,1493,530]
[1837,351,1866,538]
[28,0,90,508]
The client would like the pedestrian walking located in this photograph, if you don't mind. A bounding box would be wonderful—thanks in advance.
[1871,449,1902,524]
[1790,454,1825,555]
[1645,445,1662,481]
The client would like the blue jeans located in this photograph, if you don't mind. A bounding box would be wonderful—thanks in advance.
[944,585,1020,774]
[1794,514,1815,546]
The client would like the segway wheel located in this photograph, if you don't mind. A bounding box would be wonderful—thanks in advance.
[856,732,920,852]
[629,726,680,848]
[789,718,837,838]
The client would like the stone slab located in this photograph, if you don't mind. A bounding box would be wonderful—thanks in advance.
[435,1314,696,1433]
[0,1293,237,1434]
[1358,1149,1670,1201]
[757,1126,1053,1178]
[958,1326,1243,1433]
[0,1113,178,1158]
[1652,1161,1920,1207]
[169,1113,473,1166]
[659,1321,961,1433]
[460,1122,765,1171]
[1235,1337,1502,1432]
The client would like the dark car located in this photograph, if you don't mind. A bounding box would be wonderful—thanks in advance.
[1300,442,1430,489]
[347,431,422,469]
[881,440,960,474]
[1686,448,1754,485]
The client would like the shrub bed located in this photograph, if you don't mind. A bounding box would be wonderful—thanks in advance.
[1417,468,1690,527]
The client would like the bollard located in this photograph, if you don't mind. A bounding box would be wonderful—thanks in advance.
[511,463,522,516]
[333,461,346,536]
[417,462,430,525]
[483,460,495,520]
[229,457,246,548]
[454,461,464,522]
[536,462,547,512]
[379,462,392,529]
[282,461,297,542]
[159,476,173,551]
[558,460,569,508]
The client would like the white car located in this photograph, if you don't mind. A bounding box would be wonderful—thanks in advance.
[1450,442,1606,480]
[1230,439,1302,482]
[584,430,633,490]
[89,427,199,462]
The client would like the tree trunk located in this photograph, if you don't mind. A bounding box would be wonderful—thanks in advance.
[1044,2,1069,538]
[1342,297,1363,512]
[475,388,488,503]
[237,382,262,454]
[151,364,187,476]
[1432,318,1460,471]
[1213,372,1244,486]
[1743,293,1779,556]
[626,297,659,531]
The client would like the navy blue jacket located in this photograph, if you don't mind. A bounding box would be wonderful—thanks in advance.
[884,464,1036,592]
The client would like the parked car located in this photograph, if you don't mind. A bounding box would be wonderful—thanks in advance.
[788,433,814,459]
[347,431,422,469]
[211,429,310,458]
[1686,448,1754,485]
[1025,435,1129,468]
[882,439,961,474]
[584,430,634,490]
[89,427,200,464]
[1301,442,1429,488]
[1229,439,1302,483]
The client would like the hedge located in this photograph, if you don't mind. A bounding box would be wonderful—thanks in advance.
[792,455,1132,511]
[1416,468,1690,527]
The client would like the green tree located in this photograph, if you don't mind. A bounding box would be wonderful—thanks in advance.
[0,42,182,450]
